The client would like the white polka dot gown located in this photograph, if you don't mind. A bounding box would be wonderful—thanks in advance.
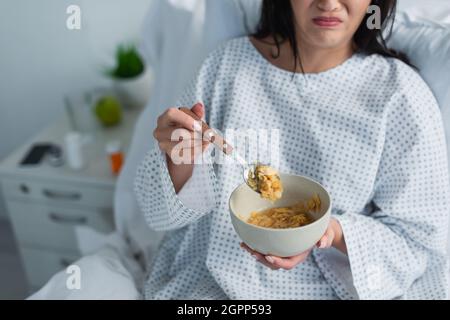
[134,37,450,300]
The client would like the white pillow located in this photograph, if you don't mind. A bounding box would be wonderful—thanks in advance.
[397,0,450,26]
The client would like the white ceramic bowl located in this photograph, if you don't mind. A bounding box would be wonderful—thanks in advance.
[229,174,331,257]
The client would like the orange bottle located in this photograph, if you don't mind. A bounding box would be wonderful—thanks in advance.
[106,141,124,175]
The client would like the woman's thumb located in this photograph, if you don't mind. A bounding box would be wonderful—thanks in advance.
[191,102,204,120]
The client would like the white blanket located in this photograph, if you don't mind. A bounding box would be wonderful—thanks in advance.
[28,240,143,300]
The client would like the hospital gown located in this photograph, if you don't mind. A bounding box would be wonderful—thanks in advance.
[134,37,450,300]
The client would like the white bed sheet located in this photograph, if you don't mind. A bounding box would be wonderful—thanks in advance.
[28,238,143,300]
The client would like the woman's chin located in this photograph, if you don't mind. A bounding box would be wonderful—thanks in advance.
[310,37,347,50]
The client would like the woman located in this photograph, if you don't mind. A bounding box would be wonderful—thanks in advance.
[135,0,450,299]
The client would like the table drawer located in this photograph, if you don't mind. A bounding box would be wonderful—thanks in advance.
[1,178,114,208]
[7,201,114,251]
[20,247,80,289]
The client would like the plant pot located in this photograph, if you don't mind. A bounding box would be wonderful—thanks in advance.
[112,67,153,108]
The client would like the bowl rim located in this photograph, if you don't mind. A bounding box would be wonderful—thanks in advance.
[228,173,332,232]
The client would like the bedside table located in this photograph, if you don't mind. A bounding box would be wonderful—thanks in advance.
[0,106,142,292]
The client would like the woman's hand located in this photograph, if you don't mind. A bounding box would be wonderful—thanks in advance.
[153,102,209,193]
[240,217,346,270]
[153,102,209,161]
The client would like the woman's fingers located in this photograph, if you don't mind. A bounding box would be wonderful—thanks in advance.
[153,128,209,164]
[240,243,279,270]
[158,140,205,151]
[264,250,311,270]
[158,140,207,164]
[160,107,201,131]
[240,242,312,270]
[326,228,334,247]
[154,127,204,143]
[252,252,280,270]
[191,102,205,120]
[240,242,258,256]
[153,103,211,165]
[317,226,335,249]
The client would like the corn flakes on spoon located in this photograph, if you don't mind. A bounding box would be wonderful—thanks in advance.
[179,107,283,201]
[245,164,283,202]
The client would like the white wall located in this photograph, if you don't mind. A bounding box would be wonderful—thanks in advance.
[0,0,152,218]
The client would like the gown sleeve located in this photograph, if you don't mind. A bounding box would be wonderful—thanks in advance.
[134,46,226,231]
[313,70,450,300]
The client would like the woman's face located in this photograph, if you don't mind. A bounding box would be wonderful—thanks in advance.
[290,0,372,50]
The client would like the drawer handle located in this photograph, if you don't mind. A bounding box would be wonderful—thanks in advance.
[19,184,30,194]
[43,189,81,201]
[49,212,87,225]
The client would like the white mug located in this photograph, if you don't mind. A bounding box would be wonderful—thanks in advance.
[64,131,85,170]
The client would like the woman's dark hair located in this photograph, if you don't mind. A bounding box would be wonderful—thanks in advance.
[253,0,413,73]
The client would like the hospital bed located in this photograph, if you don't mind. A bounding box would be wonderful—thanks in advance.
[29,0,450,299]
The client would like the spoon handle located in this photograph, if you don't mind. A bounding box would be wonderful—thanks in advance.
[179,107,233,155]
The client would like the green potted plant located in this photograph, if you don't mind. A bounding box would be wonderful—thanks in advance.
[107,44,152,108]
